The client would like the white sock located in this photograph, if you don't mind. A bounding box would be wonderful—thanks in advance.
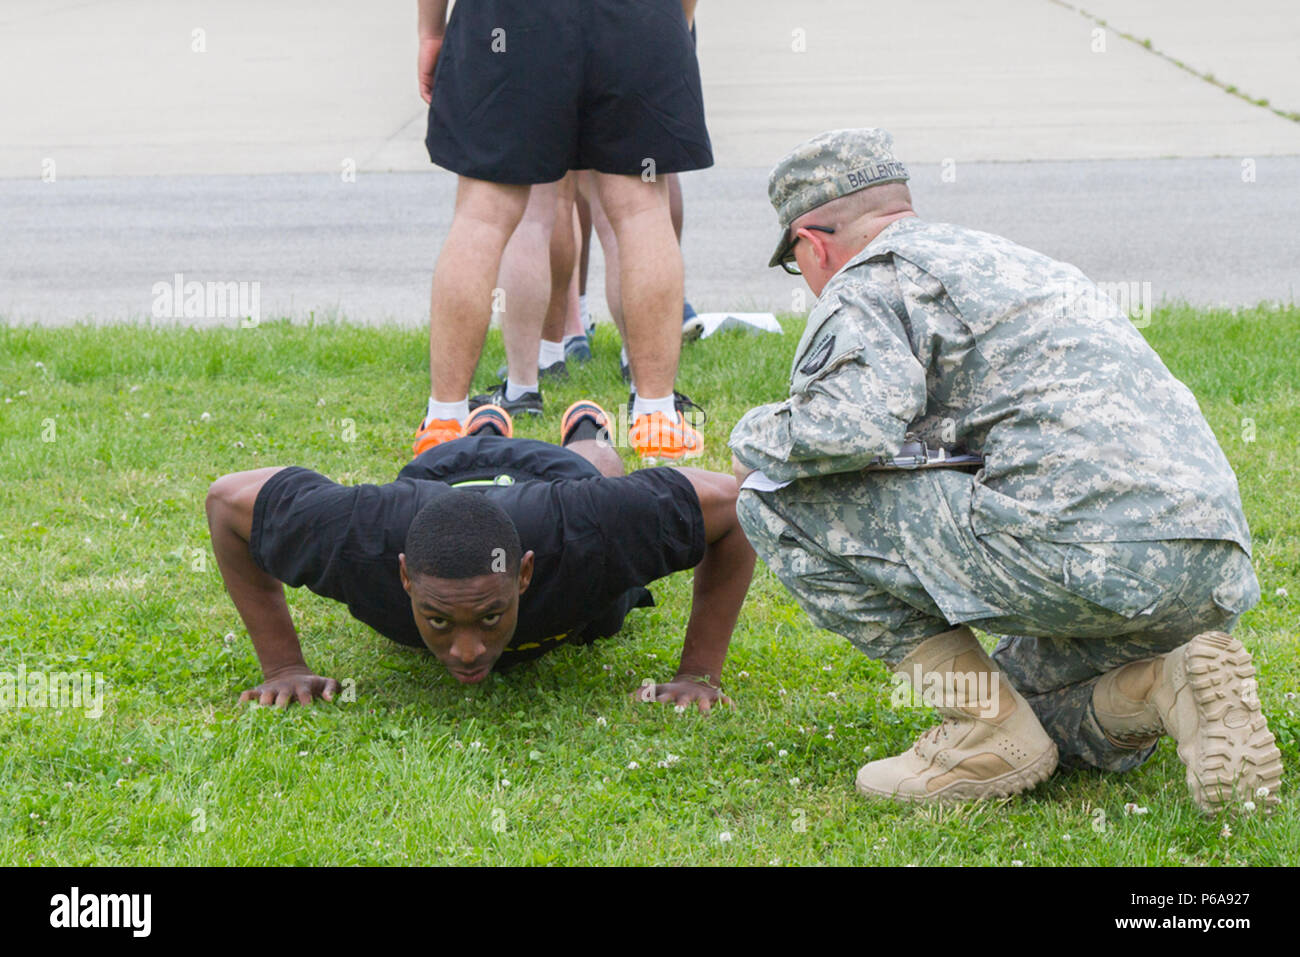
[504,379,537,402]
[538,339,564,366]
[563,333,585,347]
[632,392,679,423]
[426,396,468,425]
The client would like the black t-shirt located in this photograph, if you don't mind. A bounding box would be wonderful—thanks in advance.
[248,438,706,667]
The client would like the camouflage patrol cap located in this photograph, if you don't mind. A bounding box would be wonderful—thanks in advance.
[767,128,909,268]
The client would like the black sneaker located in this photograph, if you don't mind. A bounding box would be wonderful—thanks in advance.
[626,390,707,429]
[469,382,544,416]
[564,335,592,363]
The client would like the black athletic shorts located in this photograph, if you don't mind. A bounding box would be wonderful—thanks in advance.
[249,436,706,667]
[426,0,713,184]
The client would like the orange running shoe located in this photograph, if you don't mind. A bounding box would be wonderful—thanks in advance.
[411,416,464,457]
[560,399,611,446]
[629,410,704,461]
[464,403,514,438]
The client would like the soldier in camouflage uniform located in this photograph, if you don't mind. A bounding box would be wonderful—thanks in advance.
[730,128,1283,812]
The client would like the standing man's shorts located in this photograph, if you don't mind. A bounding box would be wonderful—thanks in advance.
[426,0,713,183]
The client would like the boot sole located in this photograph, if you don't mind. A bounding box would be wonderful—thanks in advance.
[855,743,1059,804]
[1175,631,1284,814]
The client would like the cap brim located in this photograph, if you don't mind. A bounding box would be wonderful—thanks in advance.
[767,228,794,269]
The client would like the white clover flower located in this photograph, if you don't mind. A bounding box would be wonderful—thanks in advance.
[34,361,45,369]
[827,691,838,699]
[663,753,681,766]
[1220,825,1232,838]
[500,779,510,788]
[1276,587,1289,598]
[596,716,607,727]
[1062,834,1072,841]
[1255,786,1270,798]
[778,688,787,696]
[1243,800,1256,813]
[627,761,639,770]
[316,398,326,407]
[788,777,800,786]
[1011,860,1025,867]
[297,750,307,757]
[469,740,482,750]
[719,831,732,843]
[778,749,789,757]
[738,670,750,678]
[200,411,211,421]
[674,705,686,714]
[128,385,140,393]
[766,741,775,748]
[823,665,832,672]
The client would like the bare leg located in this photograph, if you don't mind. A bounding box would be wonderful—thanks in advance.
[563,438,624,478]
[580,171,625,342]
[563,206,585,338]
[541,172,578,345]
[576,187,592,297]
[498,179,561,388]
[429,177,531,402]
[668,172,684,242]
[595,172,681,400]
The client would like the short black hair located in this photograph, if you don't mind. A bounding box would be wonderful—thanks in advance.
[404,490,522,580]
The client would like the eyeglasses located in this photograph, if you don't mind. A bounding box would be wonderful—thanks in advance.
[779,225,836,275]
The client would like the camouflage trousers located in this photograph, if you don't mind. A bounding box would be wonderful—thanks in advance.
[736,468,1260,773]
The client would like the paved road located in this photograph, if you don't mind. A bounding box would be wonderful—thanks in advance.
[4,157,1295,324]
[1,0,1298,321]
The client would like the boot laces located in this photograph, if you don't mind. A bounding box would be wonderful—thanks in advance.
[915,718,955,753]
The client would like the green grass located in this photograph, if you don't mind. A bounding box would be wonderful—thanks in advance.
[0,305,1297,865]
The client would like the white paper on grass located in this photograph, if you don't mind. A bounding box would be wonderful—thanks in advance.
[685,312,781,339]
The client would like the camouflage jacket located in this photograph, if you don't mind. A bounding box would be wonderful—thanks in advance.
[729,217,1252,548]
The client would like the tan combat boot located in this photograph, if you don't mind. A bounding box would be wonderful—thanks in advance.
[1093,631,1283,814]
[856,627,1058,803]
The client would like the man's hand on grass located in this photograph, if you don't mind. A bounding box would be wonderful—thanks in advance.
[240,666,340,708]
[631,674,732,714]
